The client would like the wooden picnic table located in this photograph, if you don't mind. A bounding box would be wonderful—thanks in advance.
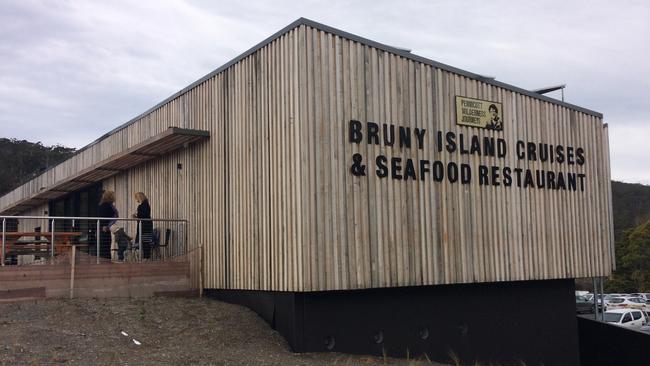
[2,232,82,241]
[1,232,83,259]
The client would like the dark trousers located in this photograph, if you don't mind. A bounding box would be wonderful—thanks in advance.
[135,229,152,259]
[99,231,112,259]
[117,245,127,260]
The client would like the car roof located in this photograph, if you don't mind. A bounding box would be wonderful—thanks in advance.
[606,309,638,314]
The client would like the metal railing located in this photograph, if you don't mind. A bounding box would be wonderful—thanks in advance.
[1,215,188,266]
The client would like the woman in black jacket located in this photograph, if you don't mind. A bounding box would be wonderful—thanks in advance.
[133,192,153,259]
[97,190,118,259]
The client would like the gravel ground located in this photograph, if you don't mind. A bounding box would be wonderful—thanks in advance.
[0,297,447,366]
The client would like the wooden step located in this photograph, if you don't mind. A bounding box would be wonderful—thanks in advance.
[0,287,46,302]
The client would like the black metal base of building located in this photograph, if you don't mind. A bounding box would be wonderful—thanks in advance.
[206,279,579,365]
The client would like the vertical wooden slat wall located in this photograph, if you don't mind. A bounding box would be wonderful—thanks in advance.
[297,26,612,291]
[0,24,612,292]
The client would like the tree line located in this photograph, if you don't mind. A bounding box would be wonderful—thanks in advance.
[0,138,75,196]
[604,181,650,292]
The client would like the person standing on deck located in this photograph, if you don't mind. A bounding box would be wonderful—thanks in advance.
[97,190,118,259]
[133,192,153,259]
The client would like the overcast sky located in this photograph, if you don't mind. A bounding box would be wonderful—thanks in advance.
[1,0,649,183]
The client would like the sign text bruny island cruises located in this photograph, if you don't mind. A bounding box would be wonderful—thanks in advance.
[347,96,587,192]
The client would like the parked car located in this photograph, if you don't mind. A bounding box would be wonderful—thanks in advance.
[606,297,648,312]
[630,293,650,302]
[604,309,647,329]
[592,294,606,310]
[581,293,603,309]
[603,294,633,307]
[640,323,650,333]
[576,295,595,314]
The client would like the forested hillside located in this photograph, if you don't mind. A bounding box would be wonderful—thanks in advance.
[612,181,650,240]
[606,181,650,291]
[0,138,75,196]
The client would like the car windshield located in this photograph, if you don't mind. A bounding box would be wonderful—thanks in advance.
[609,298,624,303]
[605,313,623,322]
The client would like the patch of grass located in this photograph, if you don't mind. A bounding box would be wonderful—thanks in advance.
[138,300,146,321]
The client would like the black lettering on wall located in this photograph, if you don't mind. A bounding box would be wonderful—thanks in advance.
[539,143,549,162]
[527,142,537,161]
[568,172,577,191]
[555,145,565,164]
[384,124,395,146]
[567,146,575,165]
[399,127,411,149]
[420,160,430,181]
[414,128,426,150]
[516,141,525,159]
[349,120,362,143]
[470,135,481,155]
[536,170,545,188]
[483,137,495,157]
[547,171,556,190]
[461,164,471,184]
[578,174,586,191]
[448,162,458,183]
[391,157,403,180]
[557,172,566,190]
[459,134,469,154]
[513,168,523,187]
[345,122,590,194]
[367,122,380,145]
[576,147,585,165]
[524,170,534,188]
[550,145,555,163]
[446,132,456,153]
[497,138,507,158]
[478,165,489,185]
[404,159,417,180]
[491,166,500,186]
[376,155,388,178]
[503,167,512,187]
[432,161,444,182]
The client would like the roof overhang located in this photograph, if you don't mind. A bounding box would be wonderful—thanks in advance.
[1,127,209,215]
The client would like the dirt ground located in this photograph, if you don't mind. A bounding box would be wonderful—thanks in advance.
[0,297,447,366]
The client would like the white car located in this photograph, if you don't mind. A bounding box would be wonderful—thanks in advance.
[603,294,624,307]
[630,293,650,302]
[604,309,647,329]
[607,297,648,312]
